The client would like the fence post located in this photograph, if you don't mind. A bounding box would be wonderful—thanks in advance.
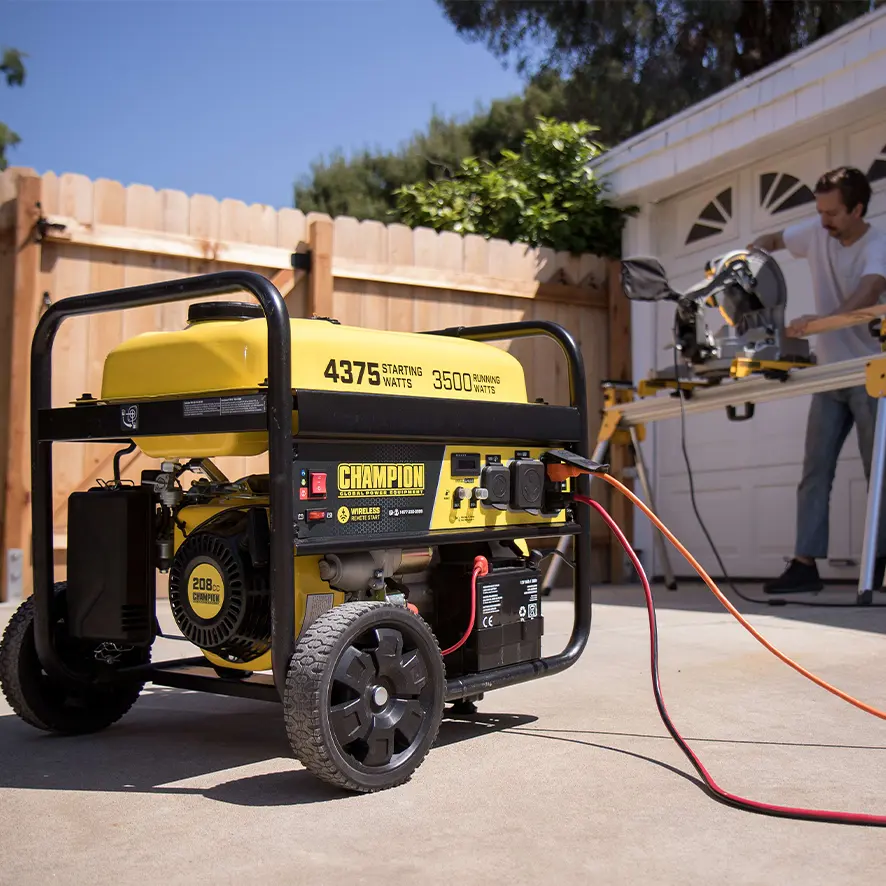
[607,257,634,584]
[2,171,43,603]
[307,216,334,318]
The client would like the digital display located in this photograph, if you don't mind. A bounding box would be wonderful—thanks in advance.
[450,452,481,476]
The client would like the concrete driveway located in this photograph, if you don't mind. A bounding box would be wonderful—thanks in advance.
[1,582,884,885]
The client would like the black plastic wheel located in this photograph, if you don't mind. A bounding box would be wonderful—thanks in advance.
[0,585,150,735]
[284,601,445,792]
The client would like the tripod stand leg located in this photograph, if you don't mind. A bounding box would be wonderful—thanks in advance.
[858,396,886,604]
[629,426,678,591]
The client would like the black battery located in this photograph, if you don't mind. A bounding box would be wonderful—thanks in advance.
[434,562,543,676]
[66,484,156,645]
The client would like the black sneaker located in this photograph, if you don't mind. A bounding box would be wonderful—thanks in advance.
[874,556,886,591]
[763,559,824,594]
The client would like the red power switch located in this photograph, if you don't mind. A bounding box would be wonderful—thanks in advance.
[309,472,327,497]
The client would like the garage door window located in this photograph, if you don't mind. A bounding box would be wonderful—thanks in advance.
[685,187,733,245]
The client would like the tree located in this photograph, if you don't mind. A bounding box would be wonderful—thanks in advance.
[436,0,881,146]
[394,116,636,257]
[1,46,26,171]
[293,71,570,221]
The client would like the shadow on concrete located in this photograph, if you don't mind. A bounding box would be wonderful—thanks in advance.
[501,726,706,791]
[0,687,537,806]
[545,577,886,637]
[510,726,886,753]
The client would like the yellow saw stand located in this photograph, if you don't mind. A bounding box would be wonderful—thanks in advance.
[540,351,879,599]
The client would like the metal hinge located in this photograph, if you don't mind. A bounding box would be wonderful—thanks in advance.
[33,203,67,242]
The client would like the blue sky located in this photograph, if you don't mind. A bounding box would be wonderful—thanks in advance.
[2,0,527,208]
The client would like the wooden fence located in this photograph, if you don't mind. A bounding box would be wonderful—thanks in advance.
[0,166,633,601]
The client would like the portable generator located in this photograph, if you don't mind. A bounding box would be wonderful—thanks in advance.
[0,270,599,793]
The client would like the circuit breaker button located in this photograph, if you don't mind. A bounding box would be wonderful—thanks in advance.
[309,472,327,497]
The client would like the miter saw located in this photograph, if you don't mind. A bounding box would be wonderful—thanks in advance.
[620,247,816,386]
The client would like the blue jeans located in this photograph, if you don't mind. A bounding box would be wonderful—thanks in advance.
[795,386,886,559]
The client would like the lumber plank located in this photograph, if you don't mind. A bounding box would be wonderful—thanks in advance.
[790,302,886,337]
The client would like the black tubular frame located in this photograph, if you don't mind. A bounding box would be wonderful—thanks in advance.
[427,321,593,702]
[29,271,296,699]
[29,283,592,706]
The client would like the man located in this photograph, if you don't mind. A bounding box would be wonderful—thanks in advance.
[749,166,886,594]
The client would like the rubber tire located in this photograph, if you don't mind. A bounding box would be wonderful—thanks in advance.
[0,589,149,735]
[284,601,445,793]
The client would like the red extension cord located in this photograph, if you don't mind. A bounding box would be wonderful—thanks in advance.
[576,493,886,828]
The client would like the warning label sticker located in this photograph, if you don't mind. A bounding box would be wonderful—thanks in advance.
[183,394,267,418]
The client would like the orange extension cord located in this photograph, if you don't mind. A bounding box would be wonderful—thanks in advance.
[597,472,886,723]
[576,486,886,826]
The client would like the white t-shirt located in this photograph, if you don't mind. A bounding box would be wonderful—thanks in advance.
[783,217,886,364]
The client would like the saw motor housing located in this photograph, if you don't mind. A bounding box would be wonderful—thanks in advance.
[621,249,815,381]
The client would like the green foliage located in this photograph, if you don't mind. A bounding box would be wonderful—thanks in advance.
[293,1,877,233]
[394,117,636,257]
[0,45,26,171]
[292,72,569,221]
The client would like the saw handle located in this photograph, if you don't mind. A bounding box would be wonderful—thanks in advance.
[725,402,755,422]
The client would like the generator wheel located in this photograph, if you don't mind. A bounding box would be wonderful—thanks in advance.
[284,601,445,792]
[0,586,150,735]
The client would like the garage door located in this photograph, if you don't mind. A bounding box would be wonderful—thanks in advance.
[644,122,886,582]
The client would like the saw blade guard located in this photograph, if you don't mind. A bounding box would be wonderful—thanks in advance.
[704,248,787,336]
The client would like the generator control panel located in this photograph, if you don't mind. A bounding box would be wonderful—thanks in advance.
[292,441,567,544]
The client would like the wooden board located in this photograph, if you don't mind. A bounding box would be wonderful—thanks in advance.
[1,172,43,600]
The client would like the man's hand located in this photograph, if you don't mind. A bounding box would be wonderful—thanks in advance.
[747,231,785,253]
[785,314,819,337]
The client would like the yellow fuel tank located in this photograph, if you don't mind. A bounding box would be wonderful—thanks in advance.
[100,306,529,458]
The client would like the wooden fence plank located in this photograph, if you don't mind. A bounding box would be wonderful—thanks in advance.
[276,207,307,317]
[158,188,192,330]
[386,224,414,332]
[307,216,334,318]
[358,220,389,330]
[0,170,26,600]
[2,173,42,601]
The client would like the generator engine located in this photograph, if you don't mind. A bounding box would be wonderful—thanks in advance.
[167,508,272,664]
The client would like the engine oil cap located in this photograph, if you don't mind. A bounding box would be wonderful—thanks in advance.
[187,301,264,324]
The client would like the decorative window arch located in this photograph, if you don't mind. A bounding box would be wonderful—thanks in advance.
[685,187,733,245]
[868,143,886,183]
[759,172,815,215]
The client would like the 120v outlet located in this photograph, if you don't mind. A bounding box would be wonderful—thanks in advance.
[509,458,545,509]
